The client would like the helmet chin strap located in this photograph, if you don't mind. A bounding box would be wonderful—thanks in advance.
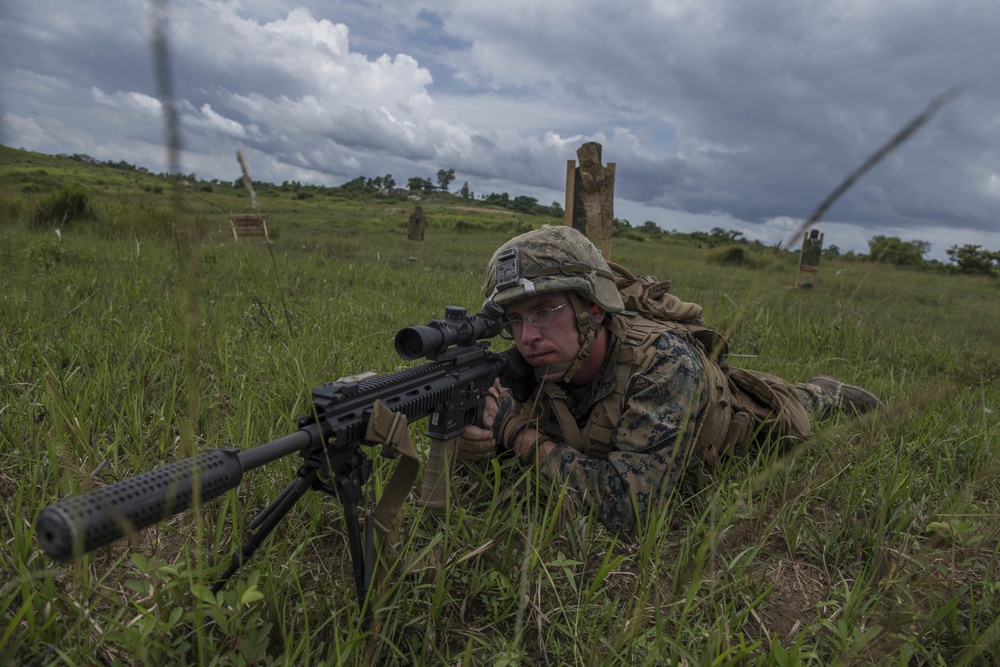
[545,291,601,385]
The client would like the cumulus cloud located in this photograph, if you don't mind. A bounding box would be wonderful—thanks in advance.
[2,0,1000,259]
[2,114,50,149]
[91,88,161,115]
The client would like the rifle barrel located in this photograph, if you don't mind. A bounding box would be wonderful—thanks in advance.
[37,448,245,561]
[35,342,528,563]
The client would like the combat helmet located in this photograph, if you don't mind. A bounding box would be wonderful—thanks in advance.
[484,225,624,313]
[485,226,622,383]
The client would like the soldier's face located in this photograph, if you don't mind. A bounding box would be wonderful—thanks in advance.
[504,291,581,379]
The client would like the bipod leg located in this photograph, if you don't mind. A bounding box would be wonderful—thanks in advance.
[341,496,375,631]
[212,465,318,593]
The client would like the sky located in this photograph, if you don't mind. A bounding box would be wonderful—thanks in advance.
[2,0,999,261]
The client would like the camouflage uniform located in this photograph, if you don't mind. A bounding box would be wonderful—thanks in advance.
[484,225,876,535]
[502,328,847,534]
[531,329,706,533]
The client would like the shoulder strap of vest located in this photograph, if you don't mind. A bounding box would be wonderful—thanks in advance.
[539,382,586,452]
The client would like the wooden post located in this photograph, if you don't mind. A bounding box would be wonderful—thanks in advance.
[796,229,824,288]
[564,160,579,230]
[405,205,427,262]
[563,142,615,259]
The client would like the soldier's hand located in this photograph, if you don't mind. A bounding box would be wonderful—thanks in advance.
[456,424,496,462]
[481,381,503,429]
[511,427,555,463]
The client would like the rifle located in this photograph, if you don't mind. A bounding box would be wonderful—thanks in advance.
[35,302,530,629]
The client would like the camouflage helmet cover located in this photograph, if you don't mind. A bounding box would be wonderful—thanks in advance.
[484,225,625,313]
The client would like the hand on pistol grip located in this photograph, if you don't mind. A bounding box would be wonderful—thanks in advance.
[417,383,503,508]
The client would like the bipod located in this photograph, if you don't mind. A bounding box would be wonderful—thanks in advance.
[212,443,376,631]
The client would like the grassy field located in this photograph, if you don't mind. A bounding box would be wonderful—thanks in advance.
[2,148,999,665]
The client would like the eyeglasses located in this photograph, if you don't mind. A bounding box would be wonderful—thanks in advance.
[500,302,571,339]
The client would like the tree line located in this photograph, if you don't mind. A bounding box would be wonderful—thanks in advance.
[614,221,999,277]
[58,153,565,219]
[57,153,1000,276]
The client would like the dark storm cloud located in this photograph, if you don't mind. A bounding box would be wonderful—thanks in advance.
[2,0,999,257]
[433,1,999,240]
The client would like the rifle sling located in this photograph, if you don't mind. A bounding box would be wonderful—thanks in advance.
[364,400,421,543]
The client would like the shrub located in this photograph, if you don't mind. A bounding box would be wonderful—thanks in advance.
[32,186,93,228]
[617,230,647,243]
[507,218,535,235]
[708,244,761,268]
[24,237,69,270]
[0,196,26,224]
[454,220,484,232]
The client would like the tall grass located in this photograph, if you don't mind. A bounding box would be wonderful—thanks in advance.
[1,207,998,665]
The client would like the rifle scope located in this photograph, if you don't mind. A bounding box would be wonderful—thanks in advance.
[394,301,504,360]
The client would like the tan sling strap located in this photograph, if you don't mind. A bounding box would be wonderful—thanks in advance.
[363,400,422,543]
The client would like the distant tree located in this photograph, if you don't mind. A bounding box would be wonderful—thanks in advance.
[613,218,633,235]
[407,176,434,193]
[436,168,456,192]
[511,195,538,214]
[867,235,929,267]
[708,227,745,246]
[382,173,396,191]
[688,230,712,245]
[548,200,563,218]
[340,176,370,192]
[823,244,841,258]
[482,192,511,206]
[639,221,663,237]
[459,181,471,200]
[947,244,999,276]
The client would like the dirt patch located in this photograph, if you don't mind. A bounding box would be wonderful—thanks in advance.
[756,554,827,640]
[451,206,516,215]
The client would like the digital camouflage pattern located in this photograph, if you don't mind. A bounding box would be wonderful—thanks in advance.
[533,331,708,533]
[484,225,625,313]
[516,331,854,535]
